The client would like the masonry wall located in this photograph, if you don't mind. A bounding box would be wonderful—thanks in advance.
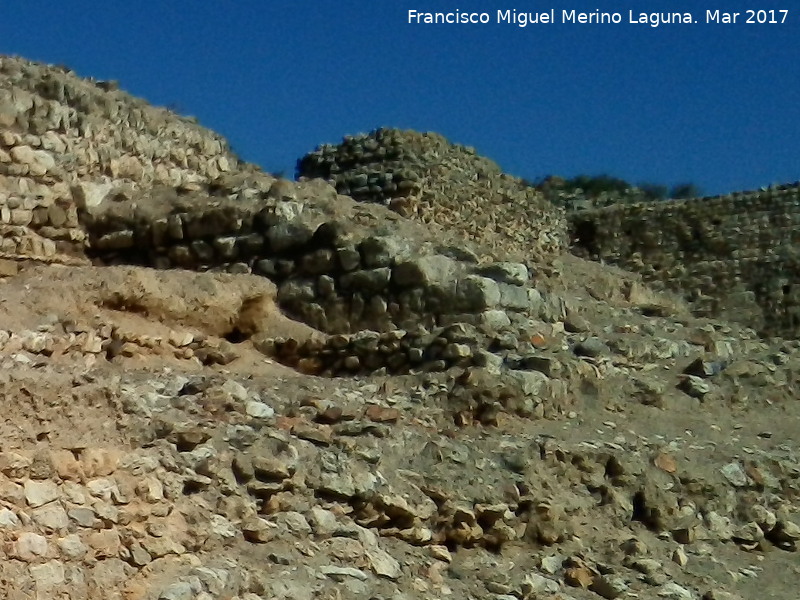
[81,189,552,341]
[569,184,800,337]
[0,58,560,364]
[298,128,567,263]
[0,55,244,261]
[4,56,800,340]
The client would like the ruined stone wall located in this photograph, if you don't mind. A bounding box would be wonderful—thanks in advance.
[81,188,559,344]
[0,55,247,260]
[0,57,568,379]
[297,128,800,338]
[569,184,800,337]
[7,55,800,343]
[298,128,568,263]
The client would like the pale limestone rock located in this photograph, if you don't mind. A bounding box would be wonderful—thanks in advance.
[81,448,120,478]
[139,477,164,503]
[67,507,97,528]
[477,262,529,285]
[168,330,194,347]
[10,146,55,174]
[209,514,237,539]
[51,450,84,481]
[509,369,550,397]
[0,508,21,528]
[220,379,248,402]
[32,503,70,531]
[87,528,122,558]
[522,573,560,595]
[456,275,501,310]
[57,534,89,560]
[276,511,311,535]
[39,131,66,154]
[0,479,25,506]
[358,527,402,580]
[71,181,113,209]
[86,477,118,501]
[24,479,59,507]
[429,545,452,562]
[61,481,88,505]
[0,131,19,147]
[319,565,368,582]
[30,560,65,590]
[9,145,36,164]
[158,579,202,600]
[15,532,50,561]
[307,506,339,537]
[245,400,274,419]
[0,452,31,479]
[394,255,459,290]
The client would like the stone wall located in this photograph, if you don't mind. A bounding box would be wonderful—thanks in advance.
[80,187,556,341]
[296,129,800,338]
[569,184,800,337]
[0,55,246,260]
[0,57,569,387]
[298,129,568,264]
[5,55,800,342]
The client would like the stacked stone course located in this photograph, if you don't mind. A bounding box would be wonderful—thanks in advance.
[0,321,239,368]
[4,53,800,347]
[0,57,570,382]
[80,189,554,339]
[298,128,568,263]
[263,326,481,377]
[0,55,243,260]
[569,184,800,337]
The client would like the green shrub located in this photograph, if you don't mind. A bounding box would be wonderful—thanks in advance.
[670,183,703,199]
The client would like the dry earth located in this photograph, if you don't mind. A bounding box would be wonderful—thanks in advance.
[0,56,797,600]
[0,258,797,600]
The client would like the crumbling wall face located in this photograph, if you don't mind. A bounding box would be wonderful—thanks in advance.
[82,190,555,346]
[569,185,800,336]
[298,128,568,263]
[0,55,244,260]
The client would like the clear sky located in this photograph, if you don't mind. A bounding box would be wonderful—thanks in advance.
[2,1,798,195]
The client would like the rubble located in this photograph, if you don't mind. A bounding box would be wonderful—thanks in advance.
[0,55,795,600]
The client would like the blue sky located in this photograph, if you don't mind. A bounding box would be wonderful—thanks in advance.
[2,1,798,195]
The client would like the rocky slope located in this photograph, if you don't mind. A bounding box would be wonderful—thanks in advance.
[0,55,796,600]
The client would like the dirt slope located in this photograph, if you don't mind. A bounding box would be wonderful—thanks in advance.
[0,56,797,600]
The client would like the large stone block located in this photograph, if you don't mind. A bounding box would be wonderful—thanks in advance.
[455,275,501,311]
[339,268,391,294]
[267,221,314,253]
[277,279,316,304]
[509,369,550,397]
[183,209,243,239]
[359,235,413,268]
[95,230,135,250]
[392,255,459,289]
[299,249,336,275]
[479,309,512,331]
[498,283,531,310]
